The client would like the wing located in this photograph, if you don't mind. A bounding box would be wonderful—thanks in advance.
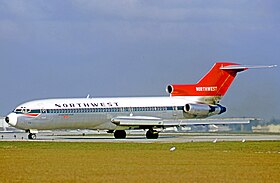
[111,116,256,128]
[163,118,254,126]
[111,116,163,126]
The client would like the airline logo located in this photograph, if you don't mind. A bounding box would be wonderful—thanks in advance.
[196,86,218,92]
[55,102,119,108]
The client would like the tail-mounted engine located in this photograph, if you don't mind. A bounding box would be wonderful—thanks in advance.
[183,103,226,118]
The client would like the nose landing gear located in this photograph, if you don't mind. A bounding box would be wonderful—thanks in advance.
[28,133,37,140]
[26,129,38,140]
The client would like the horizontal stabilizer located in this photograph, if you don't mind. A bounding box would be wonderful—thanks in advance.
[221,64,277,70]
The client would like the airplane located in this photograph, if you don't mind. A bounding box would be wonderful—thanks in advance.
[4,62,276,140]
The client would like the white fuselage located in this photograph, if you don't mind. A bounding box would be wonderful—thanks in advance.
[6,96,220,131]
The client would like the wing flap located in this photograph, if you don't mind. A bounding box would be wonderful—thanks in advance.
[111,116,163,126]
[163,118,256,126]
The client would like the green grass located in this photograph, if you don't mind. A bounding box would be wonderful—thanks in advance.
[0,141,279,183]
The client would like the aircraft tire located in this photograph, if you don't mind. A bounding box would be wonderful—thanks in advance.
[28,133,36,140]
[146,130,159,139]
[114,130,126,139]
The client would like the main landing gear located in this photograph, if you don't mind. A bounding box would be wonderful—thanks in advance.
[113,129,159,139]
[114,130,126,139]
[146,129,159,139]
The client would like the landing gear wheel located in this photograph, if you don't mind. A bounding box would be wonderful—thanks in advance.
[28,133,36,140]
[146,130,159,139]
[114,130,126,139]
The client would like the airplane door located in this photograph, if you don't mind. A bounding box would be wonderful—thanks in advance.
[172,104,182,120]
[40,108,47,119]
[173,106,178,118]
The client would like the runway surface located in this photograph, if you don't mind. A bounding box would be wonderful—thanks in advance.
[1,130,280,143]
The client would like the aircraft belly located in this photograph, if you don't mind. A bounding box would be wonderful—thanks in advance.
[19,113,111,130]
[17,111,182,130]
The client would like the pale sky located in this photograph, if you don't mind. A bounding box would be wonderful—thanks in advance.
[0,0,279,120]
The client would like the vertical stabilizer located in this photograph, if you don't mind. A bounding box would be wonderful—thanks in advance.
[166,62,249,104]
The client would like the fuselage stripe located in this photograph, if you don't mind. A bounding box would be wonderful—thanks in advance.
[14,106,185,114]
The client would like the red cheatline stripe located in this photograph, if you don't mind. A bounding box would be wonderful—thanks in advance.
[23,114,39,117]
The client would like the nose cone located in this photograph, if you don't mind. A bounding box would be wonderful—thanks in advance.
[5,113,18,127]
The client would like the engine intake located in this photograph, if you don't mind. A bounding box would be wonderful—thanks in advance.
[166,85,174,94]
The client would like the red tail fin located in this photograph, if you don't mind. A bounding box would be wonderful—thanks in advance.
[167,62,247,97]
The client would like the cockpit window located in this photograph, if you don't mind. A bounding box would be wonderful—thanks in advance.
[22,108,31,113]
[14,109,22,112]
[14,107,31,113]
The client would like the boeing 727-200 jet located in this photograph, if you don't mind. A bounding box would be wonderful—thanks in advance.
[5,62,276,139]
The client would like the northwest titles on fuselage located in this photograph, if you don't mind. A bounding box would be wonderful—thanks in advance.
[55,102,119,108]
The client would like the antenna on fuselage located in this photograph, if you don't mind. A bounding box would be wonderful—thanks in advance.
[86,94,90,99]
